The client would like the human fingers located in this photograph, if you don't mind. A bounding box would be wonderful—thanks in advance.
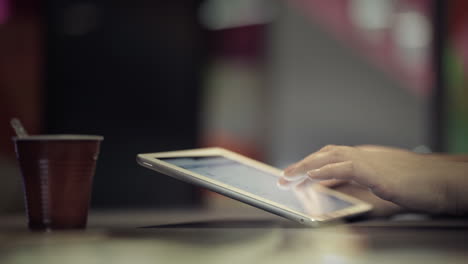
[332,182,405,217]
[306,160,377,192]
[277,174,308,190]
[277,176,289,187]
[284,146,351,178]
[306,161,355,181]
[319,179,348,188]
[356,145,410,153]
[283,145,339,175]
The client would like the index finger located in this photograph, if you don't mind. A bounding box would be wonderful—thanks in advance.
[284,146,352,177]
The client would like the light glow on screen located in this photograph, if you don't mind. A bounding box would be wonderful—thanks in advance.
[161,156,353,216]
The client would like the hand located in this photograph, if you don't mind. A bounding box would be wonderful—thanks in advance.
[280,145,468,215]
[325,181,404,217]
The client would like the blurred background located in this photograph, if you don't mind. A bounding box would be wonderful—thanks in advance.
[0,0,467,212]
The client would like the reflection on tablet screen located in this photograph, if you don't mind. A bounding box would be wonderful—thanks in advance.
[161,156,353,216]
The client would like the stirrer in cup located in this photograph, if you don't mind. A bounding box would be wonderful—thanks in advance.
[10,118,29,138]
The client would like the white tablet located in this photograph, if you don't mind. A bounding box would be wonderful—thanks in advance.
[137,147,372,226]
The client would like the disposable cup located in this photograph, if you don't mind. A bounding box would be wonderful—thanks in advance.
[13,135,103,230]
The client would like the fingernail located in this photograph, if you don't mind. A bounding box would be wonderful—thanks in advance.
[307,169,320,178]
[277,176,308,190]
[276,180,292,190]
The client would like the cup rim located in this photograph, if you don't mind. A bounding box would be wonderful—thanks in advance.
[13,134,104,141]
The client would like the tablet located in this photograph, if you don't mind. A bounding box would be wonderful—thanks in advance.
[137,147,371,226]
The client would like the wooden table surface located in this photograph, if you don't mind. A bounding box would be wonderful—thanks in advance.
[1,208,467,264]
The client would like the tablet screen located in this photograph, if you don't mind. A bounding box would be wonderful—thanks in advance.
[161,156,353,216]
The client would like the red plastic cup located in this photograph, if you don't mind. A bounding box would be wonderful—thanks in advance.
[13,135,103,230]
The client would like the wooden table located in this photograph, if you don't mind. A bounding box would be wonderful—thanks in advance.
[1,208,467,264]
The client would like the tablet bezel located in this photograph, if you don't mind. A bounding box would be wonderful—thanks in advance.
[137,147,372,226]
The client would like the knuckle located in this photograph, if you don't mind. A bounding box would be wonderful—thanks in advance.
[322,163,335,171]
[322,145,337,151]
[338,145,353,154]
[345,161,355,175]
[329,148,344,161]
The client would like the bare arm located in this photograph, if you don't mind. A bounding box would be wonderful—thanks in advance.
[280,145,468,215]
[430,154,468,162]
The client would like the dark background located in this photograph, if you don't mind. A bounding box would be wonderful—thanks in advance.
[44,0,206,208]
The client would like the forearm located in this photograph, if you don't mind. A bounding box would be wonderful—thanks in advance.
[454,180,468,216]
[445,163,468,215]
[434,154,468,214]
[431,154,468,162]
